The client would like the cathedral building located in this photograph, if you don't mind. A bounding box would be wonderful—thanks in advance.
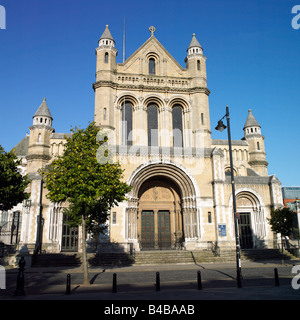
[1,25,283,256]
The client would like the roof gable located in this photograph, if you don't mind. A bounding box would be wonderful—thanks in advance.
[118,36,186,77]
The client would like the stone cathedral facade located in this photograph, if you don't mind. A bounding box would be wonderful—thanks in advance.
[1,26,283,256]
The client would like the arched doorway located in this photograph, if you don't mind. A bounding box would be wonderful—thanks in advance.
[126,162,199,250]
[236,191,265,249]
[138,177,183,250]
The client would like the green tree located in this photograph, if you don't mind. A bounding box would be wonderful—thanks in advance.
[267,207,294,255]
[0,145,30,211]
[40,123,131,284]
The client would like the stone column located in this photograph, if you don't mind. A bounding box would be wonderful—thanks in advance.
[133,104,147,146]
[154,210,158,248]
[159,106,172,147]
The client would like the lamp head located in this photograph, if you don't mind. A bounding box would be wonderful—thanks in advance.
[215,120,227,132]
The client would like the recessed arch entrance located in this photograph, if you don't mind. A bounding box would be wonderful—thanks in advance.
[126,162,200,250]
[138,177,183,250]
[235,190,265,249]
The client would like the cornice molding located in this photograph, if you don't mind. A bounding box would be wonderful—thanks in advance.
[29,125,53,131]
[248,160,269,167]
[93,80,210,95]
[26,154,52,161]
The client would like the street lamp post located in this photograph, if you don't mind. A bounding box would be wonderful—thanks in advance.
[215,105,242,288]
[294,197,300,249]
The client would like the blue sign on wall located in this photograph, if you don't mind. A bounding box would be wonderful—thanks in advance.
[218,224,227,237]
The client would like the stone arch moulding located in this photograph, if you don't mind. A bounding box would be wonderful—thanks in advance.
[127,160,200,200]
[233,187,265,209]
[146,51,160,60]
[126,161,201,242]
[116,94,139,108]
[143,95,165,110]
[168,96,190,110]
[228,187,267,247]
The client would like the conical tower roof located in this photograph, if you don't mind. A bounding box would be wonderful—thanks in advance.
[100,25,114,41]
[33,98,53,120]
[243,109,260,129]
[188,33,202,50]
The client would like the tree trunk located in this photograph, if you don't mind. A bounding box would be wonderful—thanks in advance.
[281,234,284,265]
[81,213,89,285]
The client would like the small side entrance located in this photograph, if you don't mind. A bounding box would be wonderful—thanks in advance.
[238,212,253,249]
[61,214,78,252]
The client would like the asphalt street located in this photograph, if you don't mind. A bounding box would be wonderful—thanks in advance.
[1,260,300,301]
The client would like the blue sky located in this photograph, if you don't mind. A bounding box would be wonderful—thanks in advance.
[0,0,299,187]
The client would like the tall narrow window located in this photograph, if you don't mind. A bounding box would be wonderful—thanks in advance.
[103,108,107,120]
[149,58,156,75]
[112,212,117,224]
[37,133,41,143]
[147,104,158,146]
[105,52,109,63]
[208,212,212,223]
[257,142,260,150]
[172,105,183,147]
[201,113,204,125]
[197,60,200,70]
[121,102,132,145]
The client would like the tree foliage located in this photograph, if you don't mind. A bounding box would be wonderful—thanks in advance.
[0,145,30,211]
[39,122,131,285]
[39,122,131,228]
[267,207,294,238]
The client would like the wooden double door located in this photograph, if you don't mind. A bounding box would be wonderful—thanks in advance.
[140,210,171,250]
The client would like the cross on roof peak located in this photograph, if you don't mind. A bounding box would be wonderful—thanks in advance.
[149,26,156,36]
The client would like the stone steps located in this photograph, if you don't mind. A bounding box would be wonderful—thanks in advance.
[88,252,134,267]
[31,253,81,267]
[134,251,195,265]
[29,248,297,268]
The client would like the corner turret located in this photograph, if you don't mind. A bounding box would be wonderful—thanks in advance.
[185,33,207,86]
[95,25,118,75]
[244,109,268,176]
[26,98,54,172]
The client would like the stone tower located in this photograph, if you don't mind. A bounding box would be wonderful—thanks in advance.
[243,109,268,175]
[94,25,118,136]
[185,33,211,148]
[26,98,53,173]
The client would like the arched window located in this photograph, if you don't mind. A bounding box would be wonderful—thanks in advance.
[105,52,109,63]
[257,142,260,150]
[121,102,132,145]
[103,108,107,120]
[149,58,156,75]
[172,105,183,147]
[38,133,41,143]
[147,104,158,146]
[197,60,200,70]
[225,167,237,176]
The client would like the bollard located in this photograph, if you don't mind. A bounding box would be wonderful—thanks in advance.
[197,271,202,290]
[156,272,160,291]
[274,268,280,286]
[66,274,71,295]
[13,256,26,296]
[112,273,117,293]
